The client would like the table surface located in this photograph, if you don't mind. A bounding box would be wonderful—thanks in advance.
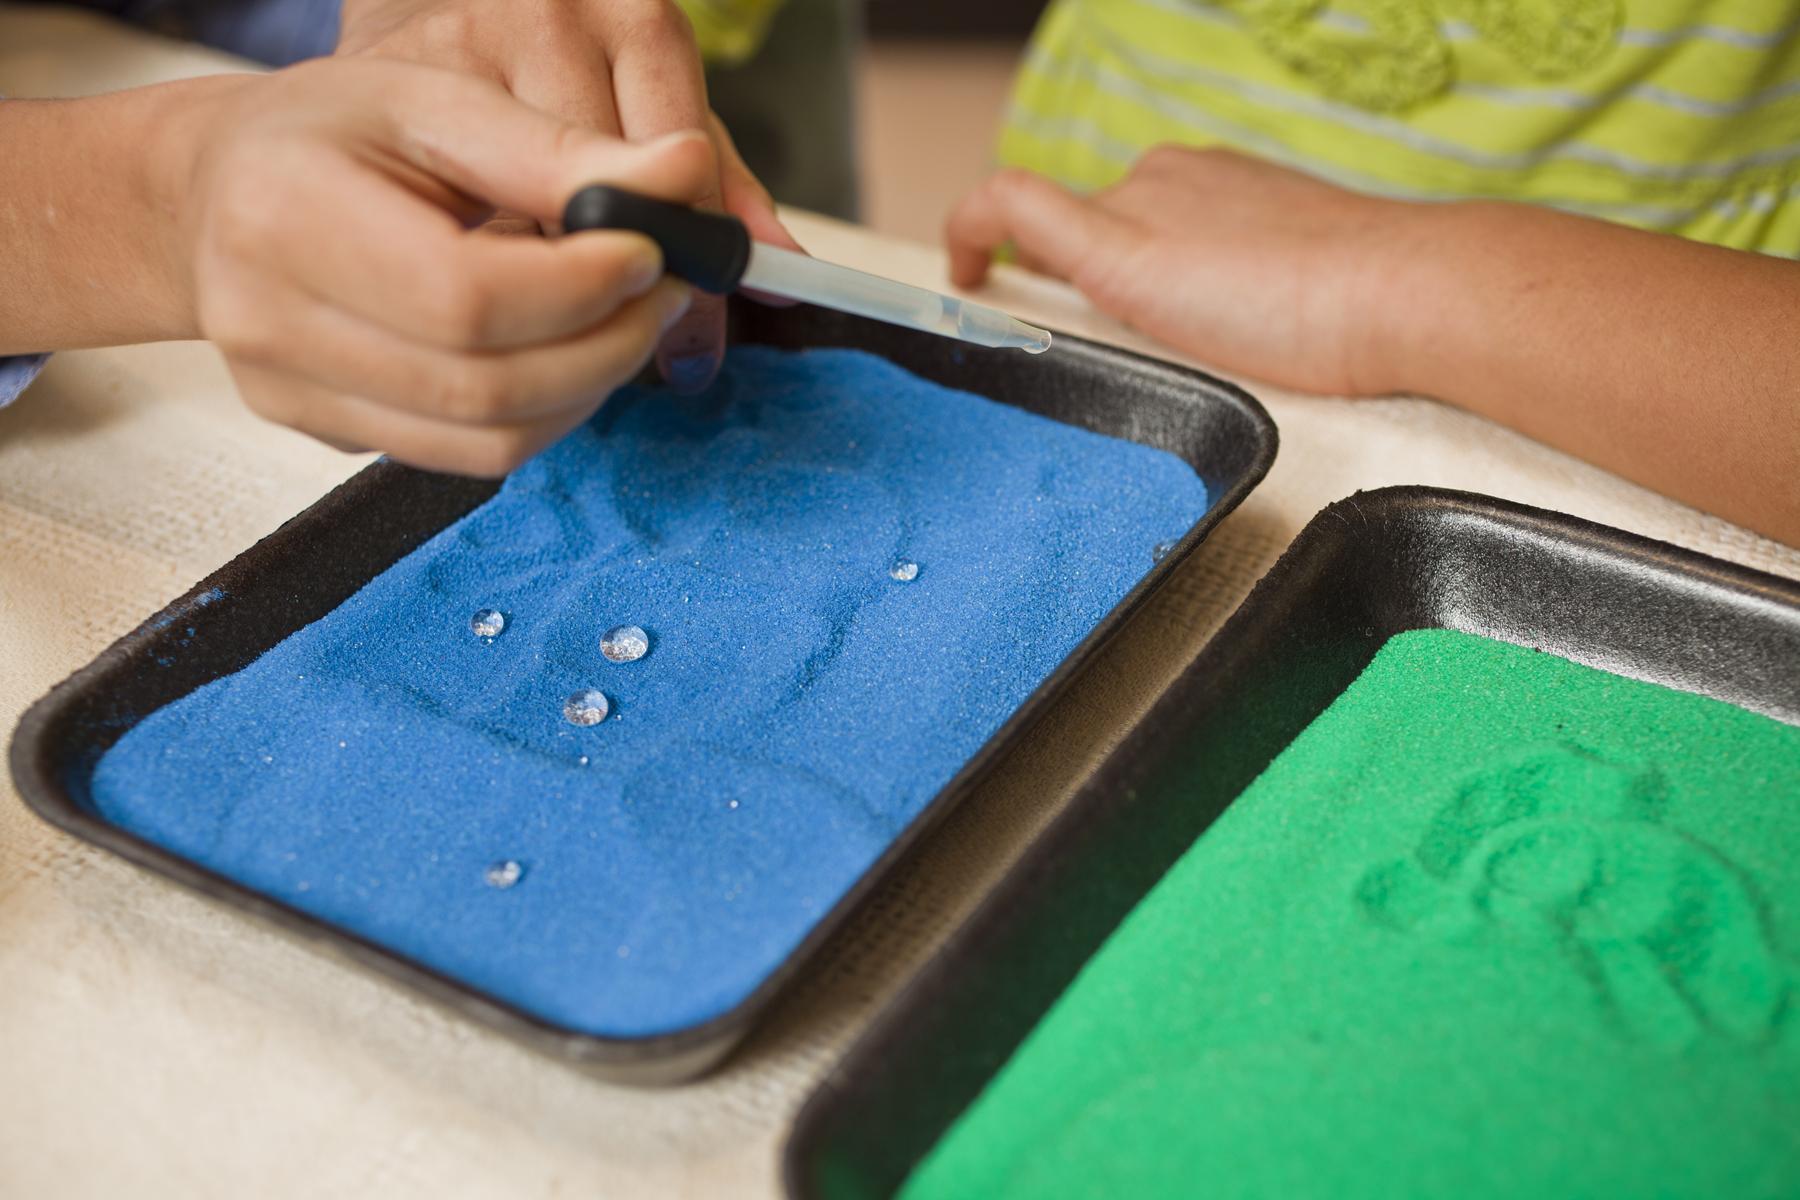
[3,11,1795,1199]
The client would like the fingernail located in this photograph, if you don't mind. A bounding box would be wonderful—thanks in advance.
[648,129,711,152]
[659,285,694,331]
[627,243,664,292]
[664,354,716,393]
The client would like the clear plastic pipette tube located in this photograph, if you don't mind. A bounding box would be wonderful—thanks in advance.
[741,244,1053,354]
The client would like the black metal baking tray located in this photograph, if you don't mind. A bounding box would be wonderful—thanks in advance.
[7,299,1276,1085]
[783,485,1800,1194]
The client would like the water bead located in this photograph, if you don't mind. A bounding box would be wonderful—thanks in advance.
[470,608,506,639]
[1152,541,1175,564]
[890,560,920,582]
[563,689,610,726]
[601,624,650,663]
[484,860,523,889]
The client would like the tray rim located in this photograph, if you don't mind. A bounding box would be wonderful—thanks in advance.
[6,319,1278,1084]
[779,483,1800,1192]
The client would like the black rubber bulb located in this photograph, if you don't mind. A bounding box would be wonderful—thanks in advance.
[561,186,752,295]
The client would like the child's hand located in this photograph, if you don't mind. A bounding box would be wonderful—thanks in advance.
[336,0,801,392]
[951,145,1800,544]
[946,145,1414,395]
[181,58,708,476]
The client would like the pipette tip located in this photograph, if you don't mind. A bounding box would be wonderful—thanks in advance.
[1008,321,1054,354]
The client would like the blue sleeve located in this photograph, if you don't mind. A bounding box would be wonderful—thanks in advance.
[59,0,344,66]
[0,354,49,408]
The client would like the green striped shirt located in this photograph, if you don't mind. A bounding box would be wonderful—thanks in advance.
[1001,0,1800,254]
[682,0,787,64]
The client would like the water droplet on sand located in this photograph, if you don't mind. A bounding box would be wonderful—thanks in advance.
[890,560,920,582]
[601,624,649,663]
[470,608,506,639]
[484,860,523,889]
[563,689,610,726]
[1152,541,1175,564]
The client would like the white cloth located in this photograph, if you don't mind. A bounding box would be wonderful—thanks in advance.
[2,10,1795,1199]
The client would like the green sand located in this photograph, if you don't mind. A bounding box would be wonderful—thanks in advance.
[902,630,1800,1200]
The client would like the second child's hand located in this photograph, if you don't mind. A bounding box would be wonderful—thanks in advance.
[946,146,1407,397]
[947,144,1800,545]
[335,0,802,393]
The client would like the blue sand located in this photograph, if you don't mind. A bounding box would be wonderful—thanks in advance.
[91,347,1210,1038]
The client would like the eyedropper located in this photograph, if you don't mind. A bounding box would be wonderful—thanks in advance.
[562,186,1052,355]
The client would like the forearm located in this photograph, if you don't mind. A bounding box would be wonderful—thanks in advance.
[1378,202,1800,545]
[0,75,245,354]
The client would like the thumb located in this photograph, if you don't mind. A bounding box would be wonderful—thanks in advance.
[945,168,1135,291]
[379,66,717,225]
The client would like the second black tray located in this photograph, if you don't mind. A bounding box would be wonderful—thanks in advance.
[783,485,1800,1194]
[9,299,1275,1084]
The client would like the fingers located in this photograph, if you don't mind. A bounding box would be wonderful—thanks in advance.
[648,291,723,392]
[255,162,674,349]
[653,119,807,381]
[219,278,692,432]
[365,59,714,223]
[220,122,713,349]
[225,277,691,477]
[604,4,712,175]
[648,108,819,385]
[235,360,596,477]
[503,37,622,135]
[607,22,727,392]
[945,168,1136,290]
[527,7,795,392]
[600,7,741,393]
[643,141,727,390]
